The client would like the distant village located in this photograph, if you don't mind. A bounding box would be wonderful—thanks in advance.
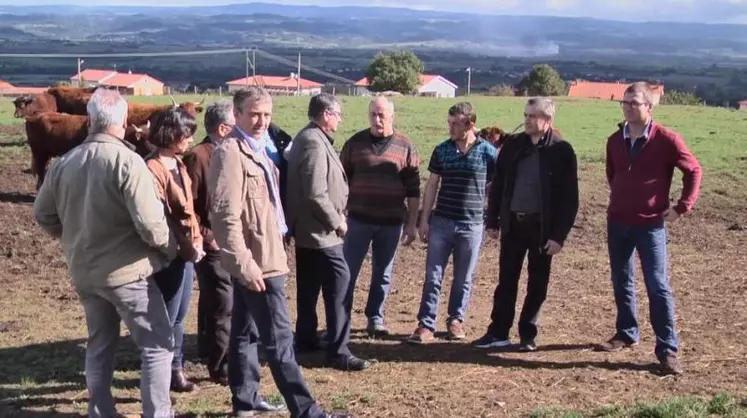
[3,67,739,109]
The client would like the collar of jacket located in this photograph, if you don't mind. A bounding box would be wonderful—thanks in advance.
[86,132,136,152]
[308,121,335,145]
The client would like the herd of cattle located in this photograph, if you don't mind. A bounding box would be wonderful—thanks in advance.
[9,86,206,189]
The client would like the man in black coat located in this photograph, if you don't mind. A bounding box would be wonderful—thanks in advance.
[472,96,579,351]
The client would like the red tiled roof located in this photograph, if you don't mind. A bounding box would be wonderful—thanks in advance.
[0,86,48,95]
[227,75,322,89]
[70,69,118,82]
[355,74,456,89]
[102,73,163,88]
[568,80,664,100]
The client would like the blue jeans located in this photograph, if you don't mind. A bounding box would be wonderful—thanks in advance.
[607,221,678,359]
[417,215,484,331]
[343,217,403,325]
[154,257,195,369]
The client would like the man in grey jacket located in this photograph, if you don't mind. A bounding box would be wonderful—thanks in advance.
[285,93,368,372]
[33,88,178,418]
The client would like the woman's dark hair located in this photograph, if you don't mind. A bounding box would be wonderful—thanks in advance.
[149,107,198,149]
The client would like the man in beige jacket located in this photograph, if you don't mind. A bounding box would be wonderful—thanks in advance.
[33,88,177,418]
[285,93,368,372]
[208,86,351,418]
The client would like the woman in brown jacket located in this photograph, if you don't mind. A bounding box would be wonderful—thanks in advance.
[146,107,203,393]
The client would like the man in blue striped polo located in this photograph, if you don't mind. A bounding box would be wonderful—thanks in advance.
[408,102,498,344]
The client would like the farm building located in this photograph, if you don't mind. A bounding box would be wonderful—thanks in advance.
[70,69,166,96]
[568,80,664,105]
[0,79,48,97]
[226,74,323,96]
[737,100,747,110]
[354,74,458,98]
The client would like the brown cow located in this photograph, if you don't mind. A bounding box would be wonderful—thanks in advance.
[478,126,509,148]
[25,112,152,190]
[13,86,97,118]
[13,93,57,118]
[127,95,206,127]
[47,86,98,115]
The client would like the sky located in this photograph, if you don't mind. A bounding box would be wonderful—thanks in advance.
[1,0,747,24]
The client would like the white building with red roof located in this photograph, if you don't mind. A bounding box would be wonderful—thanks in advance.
[70,69,165,96]
[226,74,323,96]
[354,74,458,98]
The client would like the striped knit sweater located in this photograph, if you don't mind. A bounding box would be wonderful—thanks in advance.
[340,129,421,225]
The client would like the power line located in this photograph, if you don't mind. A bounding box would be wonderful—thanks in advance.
[0,47,357,84]
[0,48,248,58]
[254,49,356,85]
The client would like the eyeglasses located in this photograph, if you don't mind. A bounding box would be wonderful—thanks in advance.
[326,109,342,118]
[620,100,647,107]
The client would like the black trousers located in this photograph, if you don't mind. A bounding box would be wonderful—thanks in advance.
[229,275,325,418]
[487,214,553,341]
[196,249,233,377]
[294,244,352,360]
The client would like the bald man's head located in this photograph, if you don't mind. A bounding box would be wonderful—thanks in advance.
[368,96,394,137]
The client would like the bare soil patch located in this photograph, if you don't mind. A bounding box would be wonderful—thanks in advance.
[1,156,746,417]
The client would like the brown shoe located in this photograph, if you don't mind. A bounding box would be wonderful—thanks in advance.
[171,369,199,393]
[659,353,683,375]
[446,319,466,340]
[407,326,434,344]
[595,336,637,352]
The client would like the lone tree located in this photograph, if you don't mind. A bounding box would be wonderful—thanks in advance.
[518,64,567,96]
[365,51,424,94]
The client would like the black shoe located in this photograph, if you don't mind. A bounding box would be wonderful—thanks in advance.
[471,333,511,349]
[234,400,287,416]
[518,339,537,352]
[327,355,369,371]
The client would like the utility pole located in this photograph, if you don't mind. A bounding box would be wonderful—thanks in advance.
[466,67,472,96]
[252,48,256,77]
[76,57,84,87]
[296,52,301,95]
[245,49,249,85]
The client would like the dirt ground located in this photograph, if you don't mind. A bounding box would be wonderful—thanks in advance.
[1,153,746,417]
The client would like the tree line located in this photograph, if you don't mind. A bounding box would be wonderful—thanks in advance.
[365,51,711,107]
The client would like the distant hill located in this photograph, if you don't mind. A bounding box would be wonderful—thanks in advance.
[0,2,746,62]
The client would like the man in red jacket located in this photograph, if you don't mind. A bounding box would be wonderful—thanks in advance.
[596,82,702,375]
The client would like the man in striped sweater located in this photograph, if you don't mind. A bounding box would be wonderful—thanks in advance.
[340,96,421,336]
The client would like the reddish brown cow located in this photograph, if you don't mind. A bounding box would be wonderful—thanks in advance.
[13,92,57,118]
[25,112,152,190]
[47,86,98,115]
[127,96,206,127]
[478,126,509,148]
[13,86,97,118]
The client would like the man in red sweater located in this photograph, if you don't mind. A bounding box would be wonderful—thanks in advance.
[596,82,702,376]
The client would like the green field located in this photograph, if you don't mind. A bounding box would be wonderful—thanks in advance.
[1,94,746,417]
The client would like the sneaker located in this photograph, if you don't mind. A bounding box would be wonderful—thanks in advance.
[518,339,537,352]
[366,320,389,337]
[446,319,466,340]
[659,353,683,375]
[406,326,434,344]
[471,333,511,349]
[594,336,637,352]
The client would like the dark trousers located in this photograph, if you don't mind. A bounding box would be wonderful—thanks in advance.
[196,249,233,377]
[294,244,352,360]
[229,276,325,418]
[487,214,553,341]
